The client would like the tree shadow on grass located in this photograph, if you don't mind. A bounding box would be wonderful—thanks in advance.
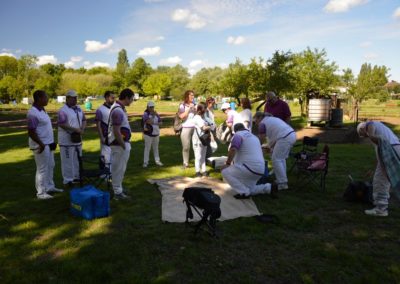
[2,125,400,282]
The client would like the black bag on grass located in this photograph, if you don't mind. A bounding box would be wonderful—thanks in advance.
[343,181,373,204]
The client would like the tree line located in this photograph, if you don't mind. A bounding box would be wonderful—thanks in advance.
[1,47,398,111]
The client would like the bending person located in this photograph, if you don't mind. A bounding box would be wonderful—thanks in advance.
[253,112,296,190]
[357,121,400,217]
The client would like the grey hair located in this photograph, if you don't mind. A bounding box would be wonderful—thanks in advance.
[265,91,276,98]
[253,111,266,121]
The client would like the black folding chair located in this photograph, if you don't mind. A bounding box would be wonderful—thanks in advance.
[289,136,319,172]
[76,148,112,192]
[292,144,329,191]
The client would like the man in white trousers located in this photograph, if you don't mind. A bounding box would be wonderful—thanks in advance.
[27,90,63,199]
[357,121,400,217]
[108,88,134,200]
[58,90,86,187]
[254,112,296,190]
[95,90,115,169]
[221,123,277,199]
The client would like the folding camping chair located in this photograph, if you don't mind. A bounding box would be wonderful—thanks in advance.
[292,144,329,191]
[182,187,221,237]
[289,136,319,172]
[76,148,112,192]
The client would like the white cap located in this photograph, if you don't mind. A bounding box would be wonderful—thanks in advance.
[221,102,231,110]
[66,90,78,97]
[147,101,155,107]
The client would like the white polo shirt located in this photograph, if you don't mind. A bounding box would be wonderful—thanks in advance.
[258,116,294,147]
[57,104,85,146]
[230,130,264,172]
[27,105,53,149]
[367,121,400,145]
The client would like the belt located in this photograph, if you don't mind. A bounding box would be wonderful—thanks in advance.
[243,163,264,176]
[278,130,295,140]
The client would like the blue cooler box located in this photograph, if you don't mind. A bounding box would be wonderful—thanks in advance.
[70,185,110,220]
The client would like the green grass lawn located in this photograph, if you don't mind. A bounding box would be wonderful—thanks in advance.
[1,109,400,283]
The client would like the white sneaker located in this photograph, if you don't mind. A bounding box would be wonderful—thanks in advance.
[143,163,148,168]
[364,207,388,217]
[47,187,64,193]
[278,183,289,190]
[37,193,54,200]
[155,161,164,166]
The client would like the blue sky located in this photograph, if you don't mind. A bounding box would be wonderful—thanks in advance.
[1,0,399,81]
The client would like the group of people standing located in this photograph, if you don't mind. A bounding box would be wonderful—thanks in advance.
[27,87,400,218]
[28,88,135,200]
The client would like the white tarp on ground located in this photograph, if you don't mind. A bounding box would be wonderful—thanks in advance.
[148,176,260,223]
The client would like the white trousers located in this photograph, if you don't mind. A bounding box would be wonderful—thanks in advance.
[271,132,296,186]
[193,141,207,173]
[373,145,400,210]
[100,142,112,167]
[222,164,271,196]
[111,143,131,194]
[60,145,81,185]
[33,146,56,195]
[143,135,160,164]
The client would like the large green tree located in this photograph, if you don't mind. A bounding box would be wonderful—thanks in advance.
[0,55,18,79]
[290,48,339,115]
[126,57,153,94]
[142,73,172,98]
[220,58,249,101]
[191,67,225,98]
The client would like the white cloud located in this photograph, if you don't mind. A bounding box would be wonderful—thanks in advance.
[156,36,165,41]
[172,9,191,21]
[83,61,111,69]
[37,55,58,65]
[84,39,114,52]
[189,60,204,68]
[359,41,371,48]
[64,61,75,68]
[64,56,83,68]
[186,14,207,29]
[0,52,15,57]
[394,7,400,19]
[71,56,83,62]
[218,62,228,69]
[324,0,368,13]
[15,49,22,53]
[172,8,207,30]
[1,48,11,52]
[227,36,245,45]
[364,52,378,60]
[159,56,182,65]
[137,46,161,56]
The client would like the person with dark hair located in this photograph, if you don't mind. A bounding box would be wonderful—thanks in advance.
[178,90,196,169]
[142,101,163,168]
[357,121,400,216]
[28,90,62,199]
[253,111,296,190]
[192,102,214,177]
[58,89,87,187]
[108,88,134,200]
[95,91,115,168]
[221,123,277,199]
[238,97,252,130]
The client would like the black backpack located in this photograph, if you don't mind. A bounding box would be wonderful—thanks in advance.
[182,187,221,236]
[343,181,373,204]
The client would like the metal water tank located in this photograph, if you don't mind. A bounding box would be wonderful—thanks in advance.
[330,108,343,127]
[308,99,331,122]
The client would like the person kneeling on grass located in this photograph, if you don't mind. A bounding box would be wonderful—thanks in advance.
[221,123,277,199]
[357,121,400,217]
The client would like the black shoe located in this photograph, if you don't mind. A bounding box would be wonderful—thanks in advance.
[270,183,278,199]
[195,172,202,178]
[234,193,250,200]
